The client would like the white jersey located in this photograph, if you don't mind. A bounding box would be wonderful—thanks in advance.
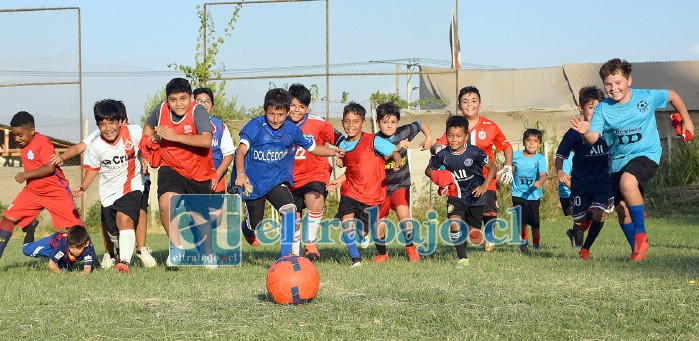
[82,129,101,145]
[84,124,144,206]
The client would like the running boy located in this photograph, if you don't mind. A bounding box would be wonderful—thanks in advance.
[234,88,343,259]
[0,112,83,261]
[23,225,97,274]
[571,58,694,261]
[557,86,612,260]
[375,101,433,263]
[426,116,496,268]
[286,83,344,261]
[72,99,144,273]
[511,129,548,252]
[434,86,513,251]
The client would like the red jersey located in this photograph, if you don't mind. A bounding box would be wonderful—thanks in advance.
[290,114,341,190]
[340,133,386,206]
[21,133,71,196]
[157,102,216,182]
[436,116,511,191]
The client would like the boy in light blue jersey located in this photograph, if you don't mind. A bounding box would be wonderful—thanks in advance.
[511,129,548,251]
[572,58,695,261]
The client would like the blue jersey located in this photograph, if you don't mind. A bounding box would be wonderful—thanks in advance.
[556,128,611,191]
[338,135,396,157]
[239,116,315,200]
[23,232,98,268]
[590,88,669,172]
[210,116,225,169]
[428,145,490,206]
[558,151,573,199]
[512,151,547,200]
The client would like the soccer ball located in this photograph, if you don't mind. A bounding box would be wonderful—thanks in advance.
[266,255,320,305]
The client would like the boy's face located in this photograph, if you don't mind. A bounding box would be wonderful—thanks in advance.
[459,92,481,119]
[603,72,632,104]
[579,99,600,122]
[10,125,35,148]
[194,93,214,114]
[446,126,467,152]
[265,106,288,130]
[523,135,541,155]
[377,114,399,137]
[68,244,86,258]
[342,112,365,139]
[97,118,120,142]
[288,98,308,124]
[167,92,194,116]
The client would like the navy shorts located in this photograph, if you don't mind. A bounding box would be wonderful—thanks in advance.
[446,197,484,229]
[570,186,613,220]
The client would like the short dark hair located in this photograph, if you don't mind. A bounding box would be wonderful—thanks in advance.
[264,88,291,112]
[93,99,121,124]
[578,86,605,107]
[67,225,89,247]
[166,78,193,97]
[458,86,481,103]
[10,111,34,128]
[599,58,632,80]
[446,115,469,132]
[522,128,543,144]
[193,87,215,107]
[375,102,401,122]
[114,99,127,122]
[288,83,311,106]
[342,102,366,120]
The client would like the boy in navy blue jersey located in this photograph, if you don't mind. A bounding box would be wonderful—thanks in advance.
[23,225,97,274]
[511,129,548,251]
[572,58,695,261]
[234,88,343,258]
[426,116,496,269]
[557,86,612,260]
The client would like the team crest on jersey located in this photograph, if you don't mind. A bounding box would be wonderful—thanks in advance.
[637,100,648,113]
[54,251,64,260]
[447,204,455,214]
[124,139,134,151]
[463,158,474,167]
[27,150,35,160]
[184,125,192,134]
[478,131,486,140]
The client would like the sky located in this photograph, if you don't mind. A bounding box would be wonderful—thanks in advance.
[1,0,698,142]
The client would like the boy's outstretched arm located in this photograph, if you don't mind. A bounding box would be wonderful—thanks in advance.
[668,90,695,136]
[326,174,346,192]
[498,145,515,184]
[554,158,571,189]
[80,265,92,275]
[155,126,212,148]
[571,116,599,145]
[15,163,56,184]
[234,144,248,187]
[51,142,87,166]
[419,123,433,151]
[47,259,63,274]
[534,172,548,190]
[309,145,345,158]
[72,170,99,199]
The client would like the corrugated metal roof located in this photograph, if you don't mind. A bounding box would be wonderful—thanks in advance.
[563,60,699,110]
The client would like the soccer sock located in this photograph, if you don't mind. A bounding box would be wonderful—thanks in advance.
[193,223,213,255]
[341,222,361,260]
[573,222,584,247]
[532,228,541,246]
[305,210,323,244]
[291,229,301,256]
[190,226,204,255]
[451,231,468,259]
[402,228,414,247]
[620,222,635,250]
[627,204,646,234]
[0,218,15,259]
[118,229,136,264]
[280,208,296,257]
[241,220,255,237]
[375,237,387,255]
[22,220,37,245]
[521,226,529,242]
[582,220,604,250]
[483,215,496,243]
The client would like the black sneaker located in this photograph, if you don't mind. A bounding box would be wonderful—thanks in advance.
[566,229,576,248]
[22,219,39,244]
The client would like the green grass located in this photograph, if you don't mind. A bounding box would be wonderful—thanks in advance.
[1,216,699,339]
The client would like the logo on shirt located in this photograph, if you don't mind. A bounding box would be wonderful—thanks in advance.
[463,158,474,167]
[27,150,35,160]
[184,125,193,134]
[124,139,134,151]
[637,100,648,113]
[83,255,92,262]
[54,251,64,260]
[478,131,486,141]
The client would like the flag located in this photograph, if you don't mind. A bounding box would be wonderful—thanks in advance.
[449,13,461,69]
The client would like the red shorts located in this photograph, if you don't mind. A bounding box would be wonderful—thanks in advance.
[3,189,83,229]
[378,188,410,218]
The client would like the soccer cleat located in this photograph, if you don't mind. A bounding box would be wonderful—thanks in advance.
[349,260,362,268]
[519,242,530,253]
[136,247,157,268]
[115,260,131,273]
[579,248,590,261]
[202,254,218,270]
[484,241,495,252]
[373,253,389,264]
[358,233,371,249]
[566,229,576,248]
[101,253,115,269]
[455,258,470,269]
[533,244,541,251]
[405,245,420,263]
[244,234,260,247]
[304,243,320,262]
[631,234,649,261]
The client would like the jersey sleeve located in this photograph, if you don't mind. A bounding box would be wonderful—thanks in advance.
[651,89,670,109]
[555,130,575,160]
[590,105,605,135]
[538,154,548,175]
[491,125,511,152]
[49,242,67,264]
[219,124,236,156]
[373,136,397,156]
[475,146,489,167]
[83,142,101,171]
[81,243,97,266]
[428,153,442,170]
[293,124,316,151]
[36,135,55,165]
[395,122,421,142]
[320,121,342,146]
[146,104,161,128]
[562,155,573,176]
[192,105,212,134]
[239,120,258,149]
[82,129,101,145]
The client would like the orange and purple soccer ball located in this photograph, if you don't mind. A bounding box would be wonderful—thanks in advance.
[266,255,320,305]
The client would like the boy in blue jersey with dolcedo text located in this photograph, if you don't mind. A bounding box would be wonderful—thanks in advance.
[572,58,695,261]
[426,116,496,269]
[557,86,612,260]
[511,129,548,252]
[23,225,97,274]
[233,88,343,259]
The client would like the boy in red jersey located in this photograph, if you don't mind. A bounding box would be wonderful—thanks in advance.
[434,86,513,251]
[0,111,83,261]
[286,84,344,261]
[328,102,402,267]
[142,78,217,266]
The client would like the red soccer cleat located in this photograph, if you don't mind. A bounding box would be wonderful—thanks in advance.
[373,254,389,264]
[115,260,131,273]
[304,243,320,262]
[405,245,421,263]
[631,233,649,261]
[244,234,260,247]
[579,248,590,261]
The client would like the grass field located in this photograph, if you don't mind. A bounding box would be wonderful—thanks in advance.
[1,215,698,340]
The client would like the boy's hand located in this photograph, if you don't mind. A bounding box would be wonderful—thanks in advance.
[393,157,403,171]
[72,186,86,199]
[154,125,177,141]
[420,138,433,151]
[333,147,345,158]
[326,178,344,192]
[397,139,410,150]
[557,170,571,188]
[50,153,65,166]
[497,165,513,184]
[533,180,542,189]
[15,172,26,184]
[472,184,488,197]
[570,116,590,135]
[335,157,345,168]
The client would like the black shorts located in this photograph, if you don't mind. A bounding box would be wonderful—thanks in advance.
[570,186,614,220]
[511,197,540,229]
[559,197,572,216]
[291,181,327,212]
[244,184,294,231]
[483,190,499,216]
[157,166,212,198]
[611,156,658,206]
[102,191,142,235]
[446,197,484,229]
[335,196,377,233]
